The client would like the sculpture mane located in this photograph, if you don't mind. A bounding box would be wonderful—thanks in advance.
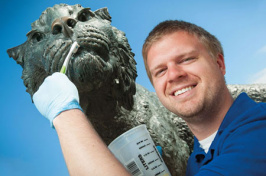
[8,4,137,113]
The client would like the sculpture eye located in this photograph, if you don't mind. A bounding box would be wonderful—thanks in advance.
[31,32,45,43]
[77,8,95,22]
[67,18,77,28]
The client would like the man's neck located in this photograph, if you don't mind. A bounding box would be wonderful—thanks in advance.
[187,91,234,141]
[187,118,221,141]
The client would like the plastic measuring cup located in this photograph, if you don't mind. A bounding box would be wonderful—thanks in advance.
[108,125,171,176]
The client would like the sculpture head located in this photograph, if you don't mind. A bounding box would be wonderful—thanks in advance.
[7,4,137,110]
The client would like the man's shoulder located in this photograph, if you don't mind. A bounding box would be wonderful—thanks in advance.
[216,92,266,151]
[217,92,266,149]
[222,92,266,129]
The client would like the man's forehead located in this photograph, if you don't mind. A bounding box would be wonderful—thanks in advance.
[163,30,199,41]
[149,31,202,53]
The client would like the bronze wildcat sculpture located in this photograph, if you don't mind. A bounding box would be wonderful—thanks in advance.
[7,4,266,175]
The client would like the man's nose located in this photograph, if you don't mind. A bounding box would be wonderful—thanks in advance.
[167,65,187,83]
[51,16,77,38]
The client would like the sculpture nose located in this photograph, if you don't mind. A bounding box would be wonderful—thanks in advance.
[51,16,77,38]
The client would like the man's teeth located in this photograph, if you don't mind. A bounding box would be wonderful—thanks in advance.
[174,86,194,96]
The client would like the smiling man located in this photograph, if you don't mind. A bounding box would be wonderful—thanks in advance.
[142,20,266,176]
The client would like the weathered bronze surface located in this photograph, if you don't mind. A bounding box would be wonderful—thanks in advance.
[7,4,266,175]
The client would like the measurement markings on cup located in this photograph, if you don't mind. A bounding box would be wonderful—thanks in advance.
[155,170,166,176]
[139,142,151,150]
[136,138,148,144]
[151,163,162,170]
[143,150,155,157]
[136,138,152,171]
[148,158,159,165]
[137,139,149,149]
[109,125,171,176]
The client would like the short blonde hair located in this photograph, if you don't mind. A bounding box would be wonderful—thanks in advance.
[142,20,223,84]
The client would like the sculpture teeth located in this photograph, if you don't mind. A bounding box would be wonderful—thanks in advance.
[174,86,193,96]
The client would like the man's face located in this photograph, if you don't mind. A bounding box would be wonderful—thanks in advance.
[147,31,226,122]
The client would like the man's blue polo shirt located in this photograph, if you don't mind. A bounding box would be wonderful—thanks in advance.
[186,93,266,176]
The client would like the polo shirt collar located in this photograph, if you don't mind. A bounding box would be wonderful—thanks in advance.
[193,93,254,164]
[217,92,255,133]
[210,93,254,151]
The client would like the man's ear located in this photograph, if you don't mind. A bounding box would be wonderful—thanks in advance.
[216,53,226,75]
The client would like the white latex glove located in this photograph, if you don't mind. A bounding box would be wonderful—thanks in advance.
[33,72,82,127]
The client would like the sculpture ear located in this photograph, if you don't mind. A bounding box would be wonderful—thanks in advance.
[7,43,25,67]
[94,7,111,22]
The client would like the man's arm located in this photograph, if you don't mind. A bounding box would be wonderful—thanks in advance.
[54,109,130,176]
[33,73,130,175]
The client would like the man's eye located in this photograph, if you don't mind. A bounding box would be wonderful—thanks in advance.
[182,57,195,63]
[185,58,193,61]
[155,68,166,77]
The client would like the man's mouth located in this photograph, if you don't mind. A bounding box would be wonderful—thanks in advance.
[174,86,195,96]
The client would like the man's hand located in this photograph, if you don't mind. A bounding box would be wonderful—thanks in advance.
[33,72,82,127]
[33,73,130,175]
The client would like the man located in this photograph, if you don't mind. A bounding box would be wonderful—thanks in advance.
[142,20,266,175]
[33,20,266,176]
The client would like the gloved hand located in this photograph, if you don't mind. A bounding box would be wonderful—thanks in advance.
[33,72,82,127]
